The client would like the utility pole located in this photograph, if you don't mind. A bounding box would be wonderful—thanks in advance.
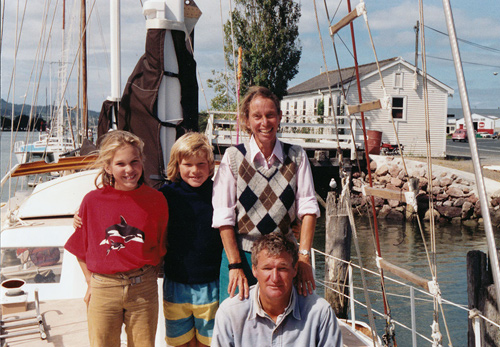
[414,20,419,70]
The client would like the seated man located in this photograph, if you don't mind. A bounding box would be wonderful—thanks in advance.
[212,232,343,346]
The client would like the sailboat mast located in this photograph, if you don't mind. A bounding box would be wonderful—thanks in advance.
[144,0,184,173]
[109,0,121,130]
[442,0,500,313]
[57,0,66,141]
[81,0,88,139]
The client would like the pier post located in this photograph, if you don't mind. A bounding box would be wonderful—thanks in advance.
[467,250,500,346]
[324,191,352,318]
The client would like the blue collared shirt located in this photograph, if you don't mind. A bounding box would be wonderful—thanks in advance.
[212,284,343,347]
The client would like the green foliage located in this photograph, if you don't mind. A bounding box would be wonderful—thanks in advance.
[317,99,324,116]
[206,70,237,111]
[198,111,209,132]
[223,0,301,99]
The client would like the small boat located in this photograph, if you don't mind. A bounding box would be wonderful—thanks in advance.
[14,132,76,164]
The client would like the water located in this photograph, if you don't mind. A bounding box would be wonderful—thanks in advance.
[1,131,33,202]
[1,130,496,346]
[314,214,498,346]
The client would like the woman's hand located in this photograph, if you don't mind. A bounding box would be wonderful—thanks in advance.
[73,211,83,229]
[84,283,92,307]
[228,268,249,300]
[296,256,316,296]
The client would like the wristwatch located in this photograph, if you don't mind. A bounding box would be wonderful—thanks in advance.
[298,249,311,257]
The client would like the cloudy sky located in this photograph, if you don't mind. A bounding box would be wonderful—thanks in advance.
[2,0,500,113]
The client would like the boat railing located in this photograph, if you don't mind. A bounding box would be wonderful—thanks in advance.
[205,111,367,153]
[14,141,25,153]
[310,247,499,345]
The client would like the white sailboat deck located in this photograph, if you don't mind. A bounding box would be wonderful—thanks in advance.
[1,298,371,347]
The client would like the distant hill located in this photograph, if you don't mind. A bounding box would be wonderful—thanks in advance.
[1,98,100,125]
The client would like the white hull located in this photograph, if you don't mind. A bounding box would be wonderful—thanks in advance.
[14,134,75,164]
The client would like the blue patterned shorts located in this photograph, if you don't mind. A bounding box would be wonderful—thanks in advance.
[163,278,219,346]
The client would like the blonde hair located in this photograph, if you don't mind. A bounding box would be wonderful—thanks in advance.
[239,86,281,134]
[166,132,214,183]
[94,130,145,188]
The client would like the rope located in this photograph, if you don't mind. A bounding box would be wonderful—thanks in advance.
[342,179,381,346]
[227,0,240,134]
[418,1,451,345]
[311,0,341,148]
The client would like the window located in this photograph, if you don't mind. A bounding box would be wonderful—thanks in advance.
[328,98,333,116]
[314,99,318,115]
[391,96,406,120]
[294,101,298,116]
[286,102,289,115]
[336,95,342,116]
[394,72,403,88]
[302,100,306,116]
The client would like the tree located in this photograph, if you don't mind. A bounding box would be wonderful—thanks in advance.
[223,0,301,99]
[206,70,237,111]
[317,99,324,116]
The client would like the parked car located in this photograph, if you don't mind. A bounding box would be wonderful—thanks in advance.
[492,132,499,139]
[452,129,468,142]
[479,132,491,138]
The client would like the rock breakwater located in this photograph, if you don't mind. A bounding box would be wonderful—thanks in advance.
[350,155,500,228]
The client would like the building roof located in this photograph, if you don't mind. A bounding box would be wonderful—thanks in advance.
[287,57,398,96]
[286,56,453,97]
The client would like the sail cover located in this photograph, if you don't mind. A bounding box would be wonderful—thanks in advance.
[98,27,199,189]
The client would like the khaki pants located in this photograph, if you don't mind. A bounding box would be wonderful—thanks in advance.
[87,265,158,347]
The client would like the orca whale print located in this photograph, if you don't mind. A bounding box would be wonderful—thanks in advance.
[100,216,145,255]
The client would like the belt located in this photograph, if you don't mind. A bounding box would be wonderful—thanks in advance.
[94,265,156,286]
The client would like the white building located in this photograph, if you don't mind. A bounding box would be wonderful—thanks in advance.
[282,57,454,157]
[455,114,496,135]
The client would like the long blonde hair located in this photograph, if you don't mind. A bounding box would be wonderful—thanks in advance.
[166,132,214,183]
[94,130,146,188]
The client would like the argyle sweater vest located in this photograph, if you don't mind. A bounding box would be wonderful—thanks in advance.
[228,142,302,252]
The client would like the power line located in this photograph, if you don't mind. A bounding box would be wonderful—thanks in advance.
[421,53,500,69]
[424,25,500,54]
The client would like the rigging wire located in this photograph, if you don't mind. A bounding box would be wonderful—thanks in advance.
[314,0,394,344]
[418,3,446,346]
[345,3,396,344]
[219,0,232,112]
[422,54,500,69]
[227,0,240,144]
[317,0,457,345]
[311,0,341,148]
[424,24,500,54]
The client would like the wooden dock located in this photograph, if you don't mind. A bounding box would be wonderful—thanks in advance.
[205,111,367,159]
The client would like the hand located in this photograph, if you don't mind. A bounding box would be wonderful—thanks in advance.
[84,283,91,307]
[73,211,83,229]
[296,257,315,296]
[228,268,249,300]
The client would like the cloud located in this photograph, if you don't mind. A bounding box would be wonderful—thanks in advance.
[3,1,500,111]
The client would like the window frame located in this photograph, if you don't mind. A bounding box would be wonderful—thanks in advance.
[390,95,407,121]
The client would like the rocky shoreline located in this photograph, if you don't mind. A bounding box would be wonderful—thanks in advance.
[350,155,500,228]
